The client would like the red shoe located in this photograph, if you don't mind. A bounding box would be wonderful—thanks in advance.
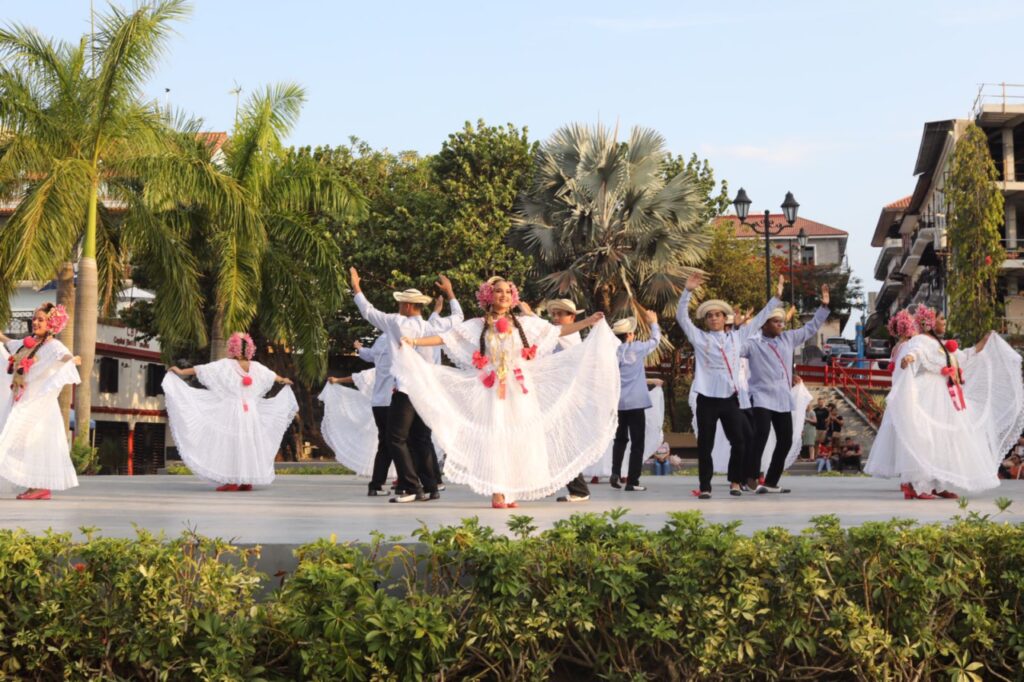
[238,484,253,492]
[215,484,240,492]
[903,485,936,500]
[590,476,599,484]
[506,501,518,508]
[17,489,51,500]
[933,489,959,499]
[757,476,766,486]
[491,500,507,509]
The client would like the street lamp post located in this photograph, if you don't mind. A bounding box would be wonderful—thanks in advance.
[733,189,801,301]
[789,227,809,313]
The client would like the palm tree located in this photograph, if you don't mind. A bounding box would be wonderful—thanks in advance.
[0,0,250,444]
[509,123,709,321]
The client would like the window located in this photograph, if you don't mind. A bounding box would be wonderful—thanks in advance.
[98,357,119,394]
[801,245,816,265]
[145,363,165,397]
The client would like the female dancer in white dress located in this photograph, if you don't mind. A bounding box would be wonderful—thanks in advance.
[864,308,918,485]
[0,303,81,500]
[883,305,1024,498]
[393,278,619,508]
[163,332,298,491]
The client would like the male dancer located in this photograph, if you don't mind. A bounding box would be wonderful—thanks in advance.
[351,268,463,502]
[741,284,830,493]
[354,335,395,496]
[544,299,593,502]
[676,273,783,498]
[609,308,661,492]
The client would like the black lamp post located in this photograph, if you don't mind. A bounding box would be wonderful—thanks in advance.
[790,227,808,311]
[733,189,800,301]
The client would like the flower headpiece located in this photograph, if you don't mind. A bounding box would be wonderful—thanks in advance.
[475,277,520,310]
[886,309,918,339]
[226,332,256,360]
[44,304,69,336]
[912,304,938,333]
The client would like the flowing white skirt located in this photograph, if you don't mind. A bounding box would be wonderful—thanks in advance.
[865,337,1021,491]
[163,374,298,485]
[0,357,80,492]
[690,382,813,474]
[583,386,665,478]
[390,322,621,501]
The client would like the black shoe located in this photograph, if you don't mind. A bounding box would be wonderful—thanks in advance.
[698,491,712,499]
[367,487,385,497]
[424,492,440,500]
[729,488,742,497]
[437,484,446,492]
[556,494,590,502]
[624,484,646,492]
[609,474,622,489]
[389,493,417,503]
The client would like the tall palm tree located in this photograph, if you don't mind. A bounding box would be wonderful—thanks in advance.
[509,123,709,322]
[0,0,250,444]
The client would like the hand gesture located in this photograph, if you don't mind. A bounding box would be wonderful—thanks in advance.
[279,377,294,386]
[433,296,444,315]
[72,355,82,366]
[642,308,658,326]
[400,336,415,346]
[821,284,830,306]
[328,376,342,384]
[786,306,797,322]
[349,267,361,292]
[776,274,785,298]
[436,274,454,299]
[685,272,704,291]
[353,340,363,351]
[169,366,184,376]
[517,300,535,316]
[587,312,605,326]
[901,354,915,370]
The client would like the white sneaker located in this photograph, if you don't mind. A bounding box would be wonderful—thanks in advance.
[389,493,417,503]
[755,485,791,494]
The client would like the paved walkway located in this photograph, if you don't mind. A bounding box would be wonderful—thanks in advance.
[1,474,1020,545]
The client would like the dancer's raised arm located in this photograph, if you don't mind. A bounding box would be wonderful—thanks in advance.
[736,274,784,342]
[558,311,605,336]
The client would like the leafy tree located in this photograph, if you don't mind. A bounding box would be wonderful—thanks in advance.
[0,0,249,443]
[946,122,1006,345]
[509,123,709,322]
[663,152,731,224]
[697,225,767,313]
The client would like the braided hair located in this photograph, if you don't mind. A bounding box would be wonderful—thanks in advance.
[9,303,57,395]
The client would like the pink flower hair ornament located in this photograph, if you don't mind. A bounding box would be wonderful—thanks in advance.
[886,309,918,339]
[45,304,69,336]
[475,278,520,310]
[226,332,256,360]
[912,304,938,333]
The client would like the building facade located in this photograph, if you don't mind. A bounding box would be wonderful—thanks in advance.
[868,85,1024,333]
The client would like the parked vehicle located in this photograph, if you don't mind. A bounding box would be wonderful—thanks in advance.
[866,338,892,358]
[823,338,852,359]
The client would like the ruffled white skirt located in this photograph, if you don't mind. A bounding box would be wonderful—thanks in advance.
[318,374,380,477]
[583,386,665,478]
[390,322,621,501]
[163,375,298,485]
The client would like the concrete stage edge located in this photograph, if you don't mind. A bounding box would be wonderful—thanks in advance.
[2,475,1021,578]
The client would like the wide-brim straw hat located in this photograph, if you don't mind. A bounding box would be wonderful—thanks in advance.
[695,299,733,319]
[611,317,637,335]
[767,307,786,322]
[393,288,433,305]
[545,299,584,316]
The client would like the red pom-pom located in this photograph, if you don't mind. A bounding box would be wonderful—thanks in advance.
[985,255,993,266]
[242,375,253,386]
[944,340,959,353]
[521,344,538,360]
[472,351,489,370]
[941,366,954,377]
[22,336,37,349]
[482,371,496,388]
[495,317,510,334]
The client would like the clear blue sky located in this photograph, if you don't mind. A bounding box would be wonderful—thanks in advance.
[8,1,1023,334]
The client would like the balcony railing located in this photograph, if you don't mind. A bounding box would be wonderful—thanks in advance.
[873,238,903,280]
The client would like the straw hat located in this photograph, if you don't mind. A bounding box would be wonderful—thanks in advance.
[611,317,637,335]
[393,288,433,305]
[767,307,786,322]
[695,299,733,319]
[545,299,584,316]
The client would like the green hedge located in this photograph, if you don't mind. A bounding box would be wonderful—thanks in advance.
[2,510,1023,680]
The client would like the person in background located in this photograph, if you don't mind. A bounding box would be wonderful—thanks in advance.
[813,397,830,455]
[802,404,818,460]
[839,436,862,472]
[650,441,672,476]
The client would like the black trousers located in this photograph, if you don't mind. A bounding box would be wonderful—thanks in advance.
[386,392,438,494]
[751,407,794,488]
[566,473,590,497]
[695,393,747,491]
[369,405,391,489]
[740,408,758,481]
[611,408,646,486]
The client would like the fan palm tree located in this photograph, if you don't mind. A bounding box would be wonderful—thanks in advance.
[0,0,251,443]
[509,123,710,322]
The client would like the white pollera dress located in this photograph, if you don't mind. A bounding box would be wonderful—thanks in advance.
[0,337,81,491]
[318,369,379,476]
[162,358,298,485]
[868,332,1023,492]
[863,338,915,480]
[390,316,620,502]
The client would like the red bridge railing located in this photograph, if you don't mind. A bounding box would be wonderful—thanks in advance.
[796,360,889,427]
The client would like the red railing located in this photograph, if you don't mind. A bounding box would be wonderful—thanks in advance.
[796,361,888,427]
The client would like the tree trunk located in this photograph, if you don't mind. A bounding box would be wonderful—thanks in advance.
[210,303,227,361]
[56,261,76,433]
[73,257,98,445]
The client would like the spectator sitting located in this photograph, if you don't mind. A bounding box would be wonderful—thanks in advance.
[999,453,1023,480]
[838,437,862,472]
[649,442,672,476]
[816,440,833,473]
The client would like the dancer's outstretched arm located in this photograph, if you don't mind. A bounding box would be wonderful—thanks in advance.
[169,367,196,377]
[274,375,294,385]
[559,312,604,336]
[403,335,443,347]
[327,376,354,385]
